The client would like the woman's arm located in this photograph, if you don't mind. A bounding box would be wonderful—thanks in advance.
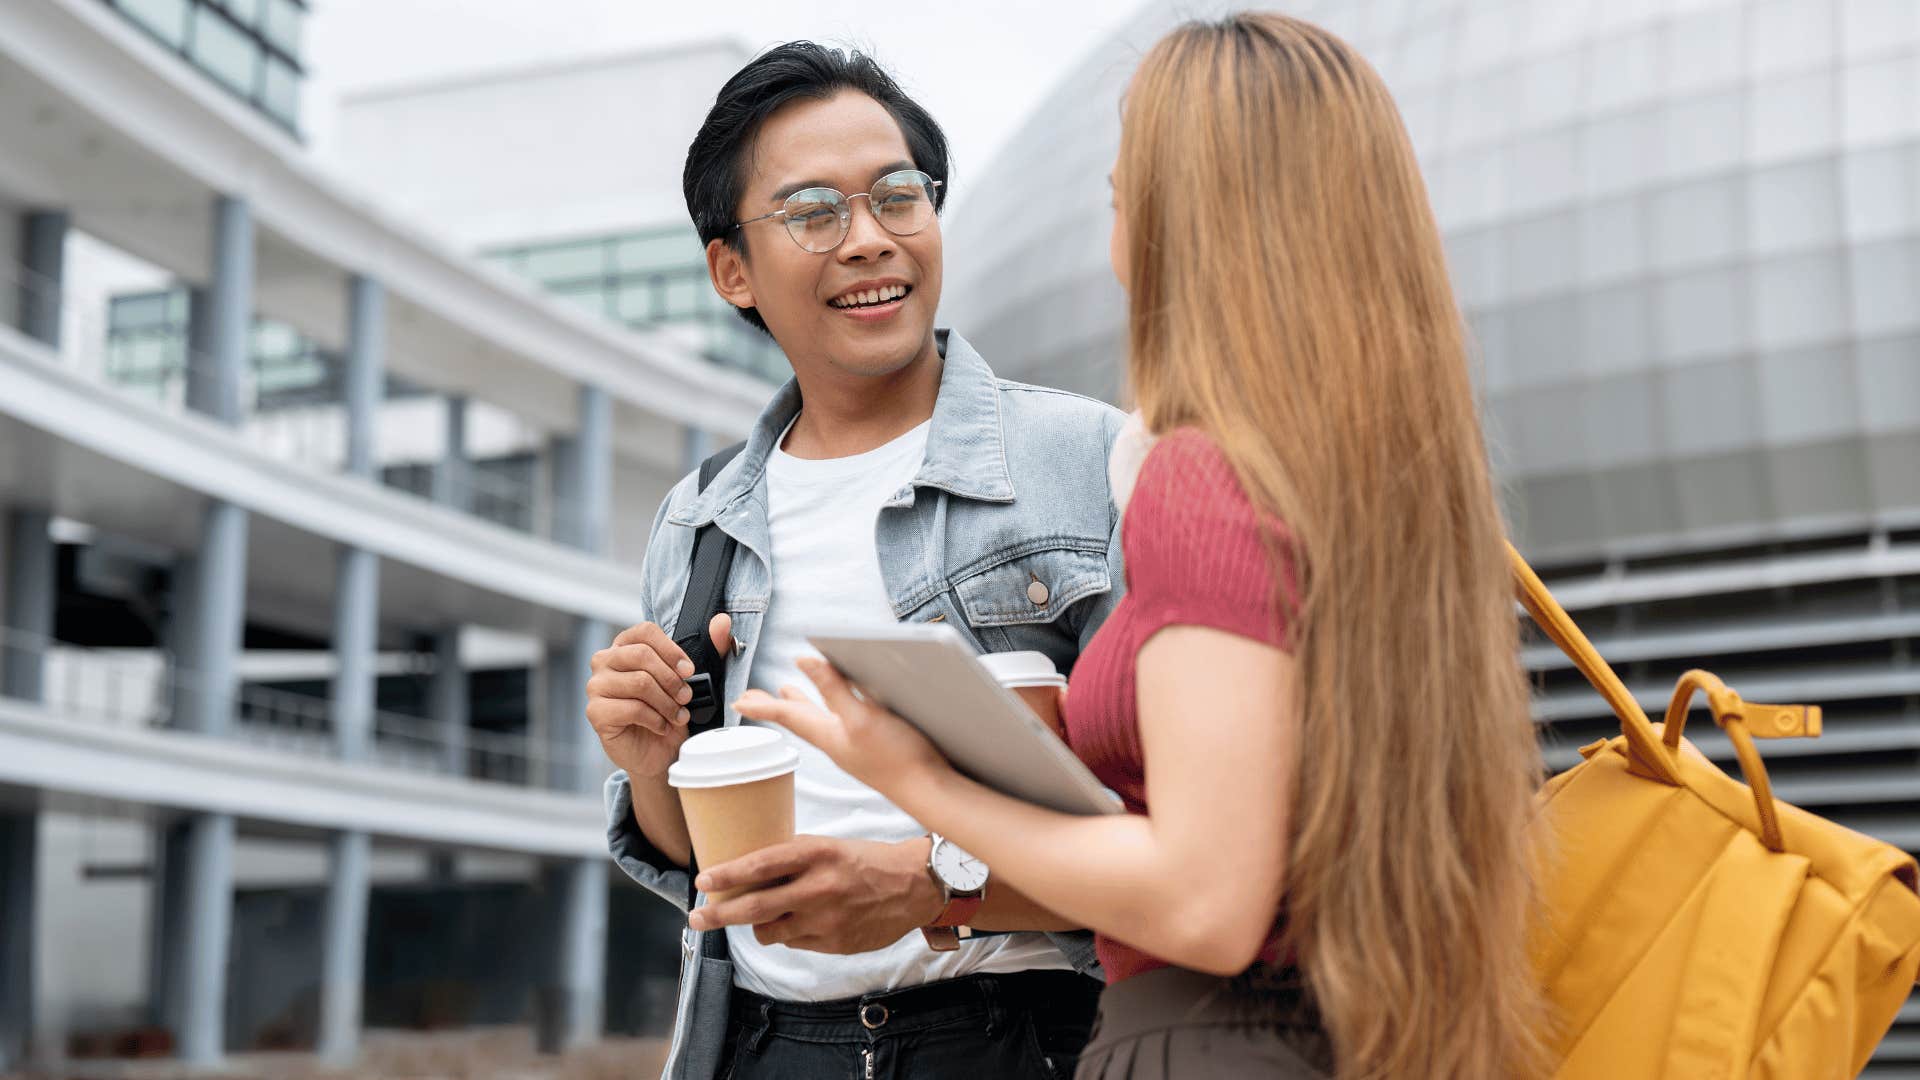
[733,627,1299,976]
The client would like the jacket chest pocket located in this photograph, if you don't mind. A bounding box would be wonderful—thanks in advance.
[951,545,1111,655]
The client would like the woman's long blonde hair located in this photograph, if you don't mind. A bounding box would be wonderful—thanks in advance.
[1118,13,1547,1079]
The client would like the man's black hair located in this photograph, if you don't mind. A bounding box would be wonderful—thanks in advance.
[683,41,951,333]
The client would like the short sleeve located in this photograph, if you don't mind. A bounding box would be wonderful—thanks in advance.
[1121,428,1297,651]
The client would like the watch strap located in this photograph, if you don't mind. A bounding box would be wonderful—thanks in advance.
[930,894,983,928]
[920,926,961,951]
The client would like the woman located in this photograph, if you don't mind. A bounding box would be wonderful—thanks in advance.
[730,13,1548,1079]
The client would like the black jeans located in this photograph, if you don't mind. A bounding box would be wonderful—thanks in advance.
[716,970,1102,1080]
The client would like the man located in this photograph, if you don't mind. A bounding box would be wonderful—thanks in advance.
[589,42,1125,1080]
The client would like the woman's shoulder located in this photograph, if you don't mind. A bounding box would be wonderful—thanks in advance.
[1133,426,1254,518]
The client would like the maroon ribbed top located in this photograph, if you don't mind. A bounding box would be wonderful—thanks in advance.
[1063,427,1298,983]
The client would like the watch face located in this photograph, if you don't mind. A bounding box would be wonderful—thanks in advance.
[933,839,990,894]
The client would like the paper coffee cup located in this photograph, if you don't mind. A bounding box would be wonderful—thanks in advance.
[668,726,800,900]
[980,652,1068,737]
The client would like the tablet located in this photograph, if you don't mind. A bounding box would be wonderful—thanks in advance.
[807,624,1123,816]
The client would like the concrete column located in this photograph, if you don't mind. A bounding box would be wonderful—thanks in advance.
[165,199,252,1068]
[429,630,468,777]
[343,275,385,479]
[546,434,579,548]
[330,547,378,763]
[0,811,36,1071]
[317,831,370,1065]
[432,396,470,510]
[538,858,608,1054]
[682,425,712,478]
[18,210,67,349]
[189,197,253,425]
[176,812,235,1065]
[574,386,612,557]
[537,384,615,1051]
[318,540,377,1063]
[171,502,247,736]
[2,509,54,702]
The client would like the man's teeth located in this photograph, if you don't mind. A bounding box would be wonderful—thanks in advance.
[831,284,909,308]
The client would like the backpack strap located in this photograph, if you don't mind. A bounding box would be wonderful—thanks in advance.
[674,442,747,739]
[674,441,745,926]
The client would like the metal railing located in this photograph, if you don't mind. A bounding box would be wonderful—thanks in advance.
[0,625,550,787]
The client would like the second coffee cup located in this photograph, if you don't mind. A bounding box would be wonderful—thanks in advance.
[979,651,1069,738]
[667,725,800,901]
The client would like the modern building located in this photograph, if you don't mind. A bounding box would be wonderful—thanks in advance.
[942,0,1920,1071]
[0,0,774,1071]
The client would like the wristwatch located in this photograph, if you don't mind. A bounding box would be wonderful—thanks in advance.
[920,833,989,951]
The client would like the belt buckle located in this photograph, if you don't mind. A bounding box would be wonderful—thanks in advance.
[859,1002,890,1031]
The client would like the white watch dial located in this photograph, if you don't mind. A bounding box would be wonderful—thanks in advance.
[932,837,990,894]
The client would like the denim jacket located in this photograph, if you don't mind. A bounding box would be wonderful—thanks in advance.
[603,330,1126,1080]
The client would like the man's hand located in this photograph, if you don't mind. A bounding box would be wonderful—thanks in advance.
[587,614,733,779]
[686,835,945,954]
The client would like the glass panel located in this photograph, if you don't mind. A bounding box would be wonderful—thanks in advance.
[554,283,609,317]
[1849,239,1920,337]
[1661,89,1744,183]
[114,0,191,46]
[261,55,300,127]
[1651,175,1743,271]
[1748,158,1840,256]
[1857,336,1920,432]
[1752,251,1848,350]
[1665,5,1745,96]
[219,0,265,30]
[1579,195,1648,285]
[1842,54,1918,147]
[614,230,699,273]
[1841,145,1920,239]
[262,0,303,59]
[1584,27,1660,115]
[615,280,667,324]
[1748,69,1837,164]
[1757,345,1858,442]
[188,6,262,97]
[1750,0,1835,79]
[663,277,703,320]
[1843,0,1920,60]
[111,292,175,331]
[1661,358,1762,455]
[1506,129,1579,217]
[1656,266,1750,362]
[1503,210,1578,302]
[1580,282,1655,376]
[523,241,608,283]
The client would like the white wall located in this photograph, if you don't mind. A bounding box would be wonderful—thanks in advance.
[35,813,150,1046]
[330,42,750,249]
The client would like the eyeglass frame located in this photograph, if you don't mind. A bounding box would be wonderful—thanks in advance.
[732,169,945,253]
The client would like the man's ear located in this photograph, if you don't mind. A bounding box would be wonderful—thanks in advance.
[706,237,756,311]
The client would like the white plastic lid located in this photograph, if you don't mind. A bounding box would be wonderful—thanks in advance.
[978,651,1066,689]
[667,726,800,789]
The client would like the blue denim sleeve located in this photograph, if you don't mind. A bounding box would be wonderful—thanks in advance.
[1076,406,1128,655]
[604,477,698,913]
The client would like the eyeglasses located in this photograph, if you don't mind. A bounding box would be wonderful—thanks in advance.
[733,169,943,254]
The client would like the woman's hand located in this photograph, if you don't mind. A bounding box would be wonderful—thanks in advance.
[733,657,952,795]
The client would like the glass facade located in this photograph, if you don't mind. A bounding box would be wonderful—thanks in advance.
[104,0,306,132]
[485,224,791,384]
[106,287,413,410]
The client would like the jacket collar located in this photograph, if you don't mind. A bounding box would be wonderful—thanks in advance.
[669,329,1014,528]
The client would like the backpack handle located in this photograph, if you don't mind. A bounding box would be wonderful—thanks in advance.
[1663,671,1821,853]
[1507,542,1683,787]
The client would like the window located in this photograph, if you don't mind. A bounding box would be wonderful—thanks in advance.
[186,4,261,98]
[104,0,307,135]
[113,0,189,46]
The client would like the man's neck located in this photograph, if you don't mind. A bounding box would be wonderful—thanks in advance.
[781,336,943,460]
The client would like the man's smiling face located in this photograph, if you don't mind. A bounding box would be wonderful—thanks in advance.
[713,90,943,379]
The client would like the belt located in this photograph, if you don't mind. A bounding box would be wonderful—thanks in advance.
[730,970,1099,1046]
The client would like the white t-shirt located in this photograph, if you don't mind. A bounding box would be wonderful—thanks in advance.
[730,417,1073,1002]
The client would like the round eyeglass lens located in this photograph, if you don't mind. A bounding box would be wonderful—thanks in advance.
[783,188,851,253]
[869,171,935,236]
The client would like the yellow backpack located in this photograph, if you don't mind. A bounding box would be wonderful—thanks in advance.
[1514,544,1920,1078]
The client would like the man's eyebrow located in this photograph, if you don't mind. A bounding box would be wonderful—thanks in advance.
[767,161,918,203]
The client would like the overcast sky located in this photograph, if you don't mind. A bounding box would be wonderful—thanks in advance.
[304,0,1149,206]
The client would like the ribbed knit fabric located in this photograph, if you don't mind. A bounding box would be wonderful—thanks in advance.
[1064,427,1298,983]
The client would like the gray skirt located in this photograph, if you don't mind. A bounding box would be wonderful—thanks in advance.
[1074,966,1333,1080]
